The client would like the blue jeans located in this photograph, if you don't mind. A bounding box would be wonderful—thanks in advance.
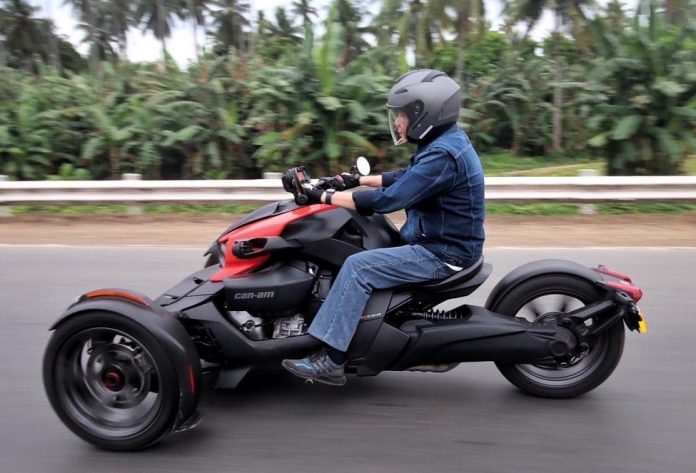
[307,244,457,352]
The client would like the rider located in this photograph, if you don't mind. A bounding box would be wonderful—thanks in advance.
[282,69,485,385]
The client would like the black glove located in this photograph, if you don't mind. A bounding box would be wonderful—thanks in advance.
[315,176,341,190]
[306,186,324,205]
[316,173,360,191]
[338,173,360,189]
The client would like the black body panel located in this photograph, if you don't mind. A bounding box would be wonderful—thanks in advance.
[485,259,604,311]
[283,208,400,267]
[390,305,575,369]
[224,263,314,314]
[180,301,321,366]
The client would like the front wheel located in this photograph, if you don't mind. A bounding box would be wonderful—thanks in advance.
[493,275,625,398]
[43,312,181,450]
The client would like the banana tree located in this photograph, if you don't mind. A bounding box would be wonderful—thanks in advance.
[0,85,51,179]
[585,0,696,175]
[248,10,391,175]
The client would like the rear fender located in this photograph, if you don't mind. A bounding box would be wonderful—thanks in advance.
[485,259,603,312]
[50,289,201,429]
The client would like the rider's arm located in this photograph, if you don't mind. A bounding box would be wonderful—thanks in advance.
[319,190,356,210]
[316,168,408,209]
[358,175,382,188]
[381,169,406,187]
[350,150,455,215]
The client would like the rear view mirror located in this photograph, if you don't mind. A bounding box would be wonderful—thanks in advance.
[356,156,371,176]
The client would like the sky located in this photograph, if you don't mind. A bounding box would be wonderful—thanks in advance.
[28,0,610,67]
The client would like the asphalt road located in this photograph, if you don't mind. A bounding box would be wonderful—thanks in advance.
[1,245,694,473]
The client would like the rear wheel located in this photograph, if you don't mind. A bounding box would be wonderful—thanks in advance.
[493,275,625,398]
[43,312,180,450]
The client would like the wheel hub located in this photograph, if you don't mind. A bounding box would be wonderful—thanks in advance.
[101,368,125,392]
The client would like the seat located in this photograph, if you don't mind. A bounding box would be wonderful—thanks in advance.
[396,256,485,293]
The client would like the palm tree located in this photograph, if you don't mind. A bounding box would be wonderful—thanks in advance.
[373,0,444,67]
[184,0,212,59]
[331,0,370,67]
[42,0,61,70]
[103,0,133,58]
[64,0,100,72]
[0,0,53,69]
[504,0,597,151]
[135,0,184,61]
[292,0,317,29]
[210,0,250,53]
[435,0,487,82]
[370,0,400,47]
[603,0,628,30]
[76,10,118,62]
[269,6,301,45]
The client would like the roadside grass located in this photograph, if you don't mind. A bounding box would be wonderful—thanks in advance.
[11,204,259,216]
[482,151,599,176]
[488,203,696,216]
[683,155,696,175]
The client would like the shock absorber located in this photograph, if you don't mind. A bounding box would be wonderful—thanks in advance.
[398,307,472,320]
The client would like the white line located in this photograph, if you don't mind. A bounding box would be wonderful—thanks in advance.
[1,243,695,251]
[492,246,696,251]
[0,243,204,250]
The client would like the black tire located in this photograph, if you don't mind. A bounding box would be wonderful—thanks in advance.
[43,312,180,450]
[493,274,625,398]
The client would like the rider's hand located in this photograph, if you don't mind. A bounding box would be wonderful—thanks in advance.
[316,176,341,191]
[316,174,360,191]
[338,173,361,189]
[306,186,324,205]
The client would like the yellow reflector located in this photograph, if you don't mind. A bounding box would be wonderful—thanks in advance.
[638,312,648,334]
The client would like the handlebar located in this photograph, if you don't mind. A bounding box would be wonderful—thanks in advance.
[282,166,313,205]
[283,160,368,205]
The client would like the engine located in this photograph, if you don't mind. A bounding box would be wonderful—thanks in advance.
[223,261,333,340]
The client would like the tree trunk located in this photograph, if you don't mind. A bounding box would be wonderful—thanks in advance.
[44,1,61,72]
[156,0,167,63]
[109,148,121,180]
[552,59,563,152]
[161,37,168,63]
[551,14,563,152]
[188,0,200,60]
[192,20,200,60]
[119,33,128,59]
[663,0,680,26]
[84,1,99,73]
[0,41,6,67]
[454,8,469,87]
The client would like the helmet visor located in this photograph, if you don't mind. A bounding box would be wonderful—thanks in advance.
[388,107,408,146]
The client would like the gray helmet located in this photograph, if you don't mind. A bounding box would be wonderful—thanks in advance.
[386,69,461,145]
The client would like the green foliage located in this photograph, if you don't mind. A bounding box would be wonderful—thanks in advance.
[583,0,696,175]
[47,163,93,180]
[482,151,599,176]
[0,0,695,181]
[461,47,556,156]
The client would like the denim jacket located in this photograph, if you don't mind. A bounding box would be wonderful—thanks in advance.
[352,124,485,268]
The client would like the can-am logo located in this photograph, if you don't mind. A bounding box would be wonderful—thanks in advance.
[234,291,275,300]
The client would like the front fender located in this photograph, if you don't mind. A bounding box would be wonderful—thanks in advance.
[485,259,603,312]
[50,289,201,429]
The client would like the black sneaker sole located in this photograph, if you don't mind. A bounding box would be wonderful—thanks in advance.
[281,360,347,386]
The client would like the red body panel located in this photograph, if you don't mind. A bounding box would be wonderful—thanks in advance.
[210,204,335,282]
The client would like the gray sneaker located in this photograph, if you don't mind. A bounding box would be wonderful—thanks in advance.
[281,349,347,386]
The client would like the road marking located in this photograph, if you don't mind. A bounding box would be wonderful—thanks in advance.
[1,243,695,251]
